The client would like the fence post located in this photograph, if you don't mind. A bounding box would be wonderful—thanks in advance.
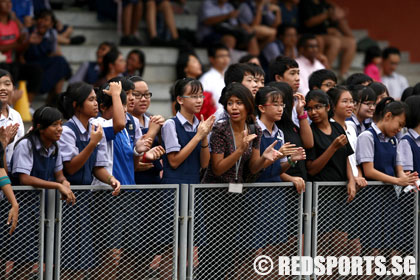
[38,189,46,280]
[54,191,62,280]
[44,189,56,280]
[302,182,312,280]
[179,184,189,280]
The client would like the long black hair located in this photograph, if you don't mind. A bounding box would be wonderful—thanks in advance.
[14,106,63,153]
[58,82,93,119]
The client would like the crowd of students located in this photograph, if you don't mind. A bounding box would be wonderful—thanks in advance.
[0,49,419,276]
[0,0,419,278]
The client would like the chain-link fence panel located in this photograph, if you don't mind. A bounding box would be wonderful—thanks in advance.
[0,187,44,280]
[188,183,303,280]
[312,181,418,279]
[56,185,179,280]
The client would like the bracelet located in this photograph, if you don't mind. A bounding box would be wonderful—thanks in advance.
[142,152,151,163]
[298,111,308,120]
[133,147,141,156]
[107,175,114,184]
[0,176,11,188]
[287,156,297,167]
[201,144,209,148]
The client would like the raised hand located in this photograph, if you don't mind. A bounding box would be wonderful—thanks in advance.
[290,147,306,162]
[197,115,215,140]
[90,124,103,145]
[136,136,153,153]
[279,142,297,157]
[294,93,306,115]
[238,129,257,152]
[103,81,122,96]
[262,140,283,162]
[144,145,165,161]
[331,134,347,150]
[149,115,165,126]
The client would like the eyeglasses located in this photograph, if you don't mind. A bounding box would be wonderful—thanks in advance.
[361,101,376,108]
[132,91,152,99]
[340,99,356,106]
[305,104,326,113]
[263,103,286,109]
[321,82,336,88]
[182,95,205,100]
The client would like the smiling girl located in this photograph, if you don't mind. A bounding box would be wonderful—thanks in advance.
[356,97,418,253]
[0,70,23,170]
[9,106,75,278]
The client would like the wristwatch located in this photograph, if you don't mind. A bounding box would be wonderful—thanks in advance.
[287,156,297,167]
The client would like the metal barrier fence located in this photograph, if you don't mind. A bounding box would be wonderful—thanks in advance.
[55,185,179,280]
[2,182,419,279]
[311,181,418,280]
[188,183,304,280]
[0,186,44,280]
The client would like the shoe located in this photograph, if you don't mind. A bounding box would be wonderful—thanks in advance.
[70,35,86,45]
[120,35,142,46]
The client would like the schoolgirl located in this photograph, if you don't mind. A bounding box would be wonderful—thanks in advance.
[356,97,418,252]
[346,85,376,136]
[0,70,24,169]
[128,76,165,184]
[396,95,420,254]
[245,86,305,258]
[9,106,75,278]
[326,86,367,186]
[398,95,420,174]
[161,78,215,184]
[305,90,356,258]
[57,82,121,277]
[97,78,164,186]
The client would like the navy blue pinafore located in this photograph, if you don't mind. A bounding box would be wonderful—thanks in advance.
[134,126,163,184]
[402,134,420,174]
[162,117,201,184]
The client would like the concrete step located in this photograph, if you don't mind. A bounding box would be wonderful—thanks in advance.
[62,45,208,65]
[55,10,198,30]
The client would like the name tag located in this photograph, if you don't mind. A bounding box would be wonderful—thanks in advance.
[229,183,243,194]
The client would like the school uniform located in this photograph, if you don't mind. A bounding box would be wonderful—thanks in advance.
[346,114,371,136]
[9,136,62,263]
[135,114,163,184]
[356,123,401,250]
[241,119,288,249]
[0,105,24,170]
[58,115,108,270]
[397,129,420,173]
[161,112,201,184]
[396,129,420,252]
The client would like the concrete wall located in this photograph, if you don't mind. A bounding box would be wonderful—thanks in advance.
[334,0,420,62]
